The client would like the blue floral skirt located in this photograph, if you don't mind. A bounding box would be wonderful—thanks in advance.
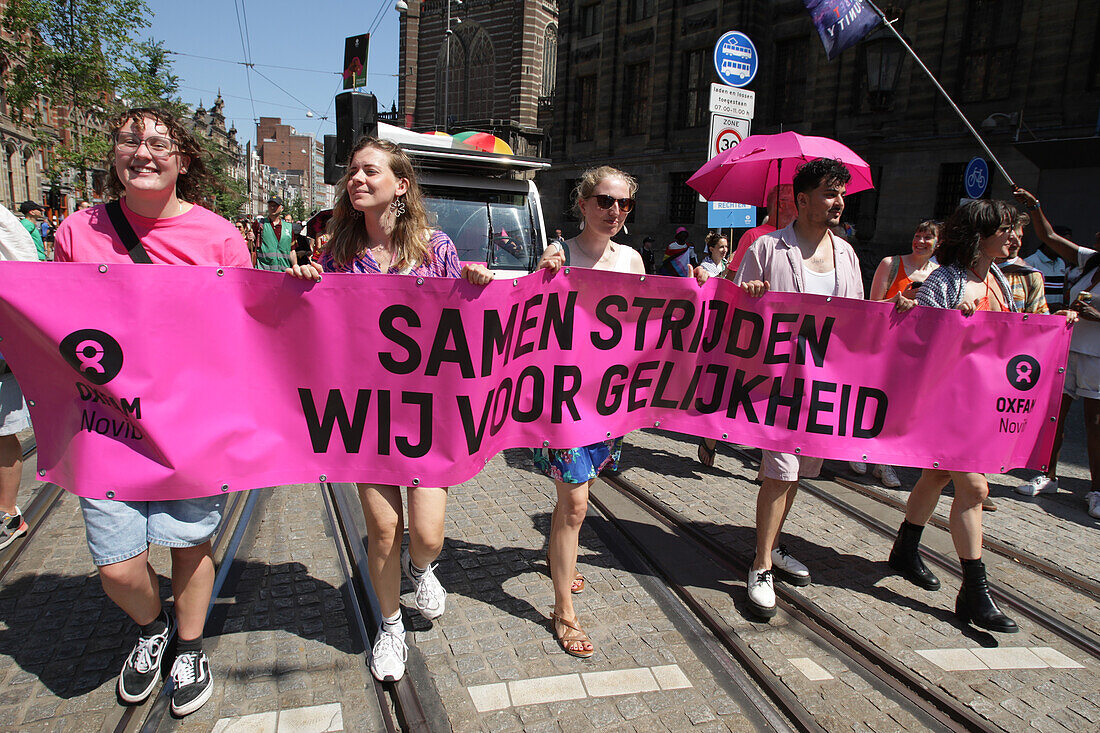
[533,437,623,484]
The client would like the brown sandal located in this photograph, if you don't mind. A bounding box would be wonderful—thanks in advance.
[549,611,594,658]
[546,553,585,593]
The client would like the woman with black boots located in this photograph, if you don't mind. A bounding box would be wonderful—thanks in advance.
[890,199,1073,633]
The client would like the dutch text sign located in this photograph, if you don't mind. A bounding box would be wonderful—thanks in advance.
[709,84,756,118]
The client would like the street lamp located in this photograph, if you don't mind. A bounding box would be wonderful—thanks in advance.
[862,27,904,111]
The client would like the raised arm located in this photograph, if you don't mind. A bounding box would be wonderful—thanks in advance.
[1013,187,1079,263]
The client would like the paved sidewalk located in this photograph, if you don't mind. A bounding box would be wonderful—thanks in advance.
[411,448,758,733]
[622,429,1100,733]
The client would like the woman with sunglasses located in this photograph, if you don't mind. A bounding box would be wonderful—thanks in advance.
[54,107,250,717]
[533,166,645,659]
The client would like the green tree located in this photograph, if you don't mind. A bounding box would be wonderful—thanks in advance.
[1,0,152,119]
[117,39,187,116]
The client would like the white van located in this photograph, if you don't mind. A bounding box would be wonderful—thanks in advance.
[377,123,550,277]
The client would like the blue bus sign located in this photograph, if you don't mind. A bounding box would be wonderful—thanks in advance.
[713,31,758,88]
[964,157,989,199]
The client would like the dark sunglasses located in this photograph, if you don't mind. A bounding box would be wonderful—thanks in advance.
[588,194,635,213]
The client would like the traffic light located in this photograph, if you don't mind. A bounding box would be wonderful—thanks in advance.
[335,91,378,165]
[323,135,343,185]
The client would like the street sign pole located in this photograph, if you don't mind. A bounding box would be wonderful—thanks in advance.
[705,31,758,229]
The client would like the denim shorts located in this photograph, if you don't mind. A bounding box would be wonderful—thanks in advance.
[0,371,32,437]
[79,496,224,566]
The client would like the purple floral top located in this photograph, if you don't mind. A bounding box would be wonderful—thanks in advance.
[321,229,462,278]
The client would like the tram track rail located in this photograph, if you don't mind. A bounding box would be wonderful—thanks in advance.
[0,441,66,585]
[714,445,1100,661]
[594,471,1005,733]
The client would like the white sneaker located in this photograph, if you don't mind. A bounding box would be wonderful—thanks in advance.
[370,628,408,682]
[401,549,447,620]
[873,464,901,488]
[1015,476,1058,496]
[849,461,868,475]
[770,544,811,586]
[1087,492,1100,519]
[746,568,776,618]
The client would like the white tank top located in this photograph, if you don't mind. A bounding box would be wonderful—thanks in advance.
[803,267,837,296]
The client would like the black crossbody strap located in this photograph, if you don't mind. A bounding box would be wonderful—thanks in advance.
[105,200,153,264]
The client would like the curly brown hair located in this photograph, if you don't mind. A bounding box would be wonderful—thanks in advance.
[104,108,215,203]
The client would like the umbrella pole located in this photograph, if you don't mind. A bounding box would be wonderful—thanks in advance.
[864,0,1015,188]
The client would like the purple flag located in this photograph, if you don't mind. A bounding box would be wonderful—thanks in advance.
[803,0,882,60]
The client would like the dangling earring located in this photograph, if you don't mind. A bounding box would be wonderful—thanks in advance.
[390,197,406,218]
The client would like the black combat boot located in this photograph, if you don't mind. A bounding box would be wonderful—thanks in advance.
[955,558,1018,633]
[888,521,940,590]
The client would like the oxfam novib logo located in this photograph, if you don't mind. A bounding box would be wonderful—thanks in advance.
[60,329,124,385]
[1006,355,1040,392]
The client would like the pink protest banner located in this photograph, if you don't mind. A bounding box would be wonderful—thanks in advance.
[0,261,1071,500]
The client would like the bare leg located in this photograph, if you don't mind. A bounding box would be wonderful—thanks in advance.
[904,468,952,526]
[170,542,215,640]
[405,486,448,569]
[948,472,987,560]
[1083,398,1100,491]
[549,478,593,655]
[0,434,21,516]
[98,551,162,626]
[358,483,404,618]
[754,478,796,570]
[1045,394,1074,479]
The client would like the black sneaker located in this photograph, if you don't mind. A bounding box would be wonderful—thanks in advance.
[169,650,212,716]
[0,510,27,551]
[118,613,174,703]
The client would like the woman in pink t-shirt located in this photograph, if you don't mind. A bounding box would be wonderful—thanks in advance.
[53,107,248,718]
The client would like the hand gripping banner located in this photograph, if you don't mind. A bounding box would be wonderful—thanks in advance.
[0,262,1071,500]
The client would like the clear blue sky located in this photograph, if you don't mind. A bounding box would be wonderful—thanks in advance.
[147,1,401,146]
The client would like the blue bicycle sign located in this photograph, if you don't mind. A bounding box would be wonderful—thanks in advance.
[964,157,989,199]
[714,31,758,88]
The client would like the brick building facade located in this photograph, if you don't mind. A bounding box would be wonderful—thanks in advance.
[540,0,1100,270]
[398,0,559,157]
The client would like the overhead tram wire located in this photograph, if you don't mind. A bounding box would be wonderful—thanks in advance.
[248,65,329,121]
[365,0,391,38]
[168,50,344,77]
[233,0,258,124]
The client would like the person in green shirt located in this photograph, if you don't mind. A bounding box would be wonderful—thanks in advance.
[251,196,296,271]
[18,201,47,261]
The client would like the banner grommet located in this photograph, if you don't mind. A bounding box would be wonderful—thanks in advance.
[794,447,801,454]
[38,470,45,477]
[319,474,328,482]
[411,478,420,486]
[27,400,34,407]
[98,265,108,273]
[217,269,225,277]
[722,433,728,439]
[416,278,424,285]
[106,491,115,498]
[654,421,660,427]
[221,484,229,492]
[542,440,549,447]
[933,462,939,467]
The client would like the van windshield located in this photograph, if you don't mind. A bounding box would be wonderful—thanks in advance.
[424,187,536,270]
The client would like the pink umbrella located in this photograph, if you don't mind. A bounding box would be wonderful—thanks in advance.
[687,131,874,206]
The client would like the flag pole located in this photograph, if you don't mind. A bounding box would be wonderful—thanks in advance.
[863,1,1016,187]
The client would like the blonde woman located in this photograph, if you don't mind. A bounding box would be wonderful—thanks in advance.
[534,166,645,658]
[289,137,491,682]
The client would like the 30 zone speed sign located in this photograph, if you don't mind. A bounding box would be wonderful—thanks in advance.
[709,114,751,159]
